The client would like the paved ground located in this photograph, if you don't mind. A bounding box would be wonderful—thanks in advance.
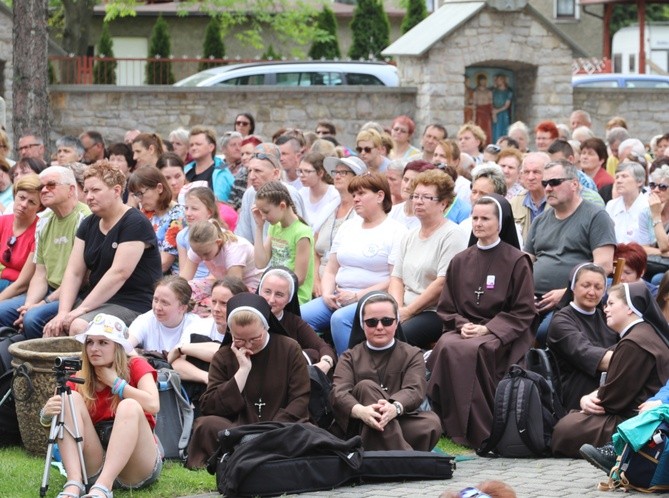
[182,454,641,497]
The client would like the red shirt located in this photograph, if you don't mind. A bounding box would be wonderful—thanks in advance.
[68,357,158,429]
[0,214,37,281]
[593,167,614,190]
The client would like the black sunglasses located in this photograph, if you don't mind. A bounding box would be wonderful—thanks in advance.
[649,182,669,192]
[3,236,16,263]
[363,317,396,328]
[356,146,374,154]
[541,177,573,188]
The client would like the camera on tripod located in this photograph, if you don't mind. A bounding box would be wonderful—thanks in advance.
[54,356,82,372]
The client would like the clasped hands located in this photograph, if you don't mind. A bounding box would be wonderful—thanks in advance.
[352,399,397,431]
[460,323,489,339]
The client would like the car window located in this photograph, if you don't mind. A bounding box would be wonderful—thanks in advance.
[574,80,619,88]
[625,80,669,88]
[217,74,265,86]
[346,73,385,86]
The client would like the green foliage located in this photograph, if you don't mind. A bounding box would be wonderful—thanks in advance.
[401,0,428,35]
[146,15,175,85]
[199,16,226,71]
[261,45,282,61]
[610,4,669,35]
[93,24,117,84]
[348,0,390,60]
[308,6,341,60]
[0,447,215,498]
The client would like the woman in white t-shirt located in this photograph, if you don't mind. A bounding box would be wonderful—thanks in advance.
[301,172,407,355]
[128,275,203,354]
[297,152,340,233]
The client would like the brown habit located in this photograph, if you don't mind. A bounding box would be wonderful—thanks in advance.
[427,241,537,448]
[552,321,669,457]
[280,311,336,365]
[331,340,441,451]
[185,334,310,468]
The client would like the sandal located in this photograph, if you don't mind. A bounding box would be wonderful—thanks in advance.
[57,480,85,498]
[82,483,113,498]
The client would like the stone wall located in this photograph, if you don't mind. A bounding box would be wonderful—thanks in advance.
[394,6,574,139]
[0,6,13,137]
[573,88,669,141]
[49,86,417,146]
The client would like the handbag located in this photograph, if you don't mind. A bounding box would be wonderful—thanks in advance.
[94,420,115,450]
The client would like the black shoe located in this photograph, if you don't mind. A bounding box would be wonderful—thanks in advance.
[579,443,617,473]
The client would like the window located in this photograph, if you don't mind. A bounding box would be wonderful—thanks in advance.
[555,0,577,19]
[346,73,384,86]
[217,74,265,86]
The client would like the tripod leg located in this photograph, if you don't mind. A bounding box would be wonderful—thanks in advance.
[40,410,62,498]
[65,390,89,487]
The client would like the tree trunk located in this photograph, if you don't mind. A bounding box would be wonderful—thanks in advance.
[62,0,96,56]
[13,0,50,154]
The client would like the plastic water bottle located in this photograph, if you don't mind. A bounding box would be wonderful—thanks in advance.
[53,443,62,462]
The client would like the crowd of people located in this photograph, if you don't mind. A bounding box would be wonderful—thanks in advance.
[0,109,666,495]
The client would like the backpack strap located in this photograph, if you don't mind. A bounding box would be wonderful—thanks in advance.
[477,376,515,456]
[514,377,549,457]
[159,368,194,460]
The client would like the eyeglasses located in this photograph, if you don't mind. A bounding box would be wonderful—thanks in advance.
[332,169,354,177]
[40,181,63,191]
[409,194,440,202]
[363,317,396,328]
[235,121,251,127]
[131,188,150,199]
[252,152,279,166]
[458,487,492,498]
[485,144,501,154]
[3,236,16,263]
[650,182,669,192]
[356,146,374,154]
[296,169,316,176]
[232,334,264,347]
[541,177,573,188]
[17,143,41,153]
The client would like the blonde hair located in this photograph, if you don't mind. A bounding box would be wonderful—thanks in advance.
[80,341,129,414]
[189,219,237,247]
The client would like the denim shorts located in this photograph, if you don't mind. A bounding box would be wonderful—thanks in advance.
[88,440,162,490]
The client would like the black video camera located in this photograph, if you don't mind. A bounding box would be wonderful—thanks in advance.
[54,356,82,372]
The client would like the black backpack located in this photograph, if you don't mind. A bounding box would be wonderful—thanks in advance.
[307,365,333,429]
[477,364,566,458]
[524,348,563,401]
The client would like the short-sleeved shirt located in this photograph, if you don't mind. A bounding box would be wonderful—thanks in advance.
[268,219,314,304]
[332,216,407,292]
[35,202,91,289]
[129,311,204,352]
[525,200,616,295]
[70,357,157,429]
[605,194,654,245]
[142,203,185,275]
[188,232,261,291]
[392,221,467,309]
[0,214,37,281]
[77,208,162,313]
[176,226,209,280]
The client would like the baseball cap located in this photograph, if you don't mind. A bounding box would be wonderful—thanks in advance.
[324,156,368,176]
[253,143,281,169]
[75,313,133,354]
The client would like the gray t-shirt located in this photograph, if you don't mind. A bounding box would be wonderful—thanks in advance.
[524,200,616,295]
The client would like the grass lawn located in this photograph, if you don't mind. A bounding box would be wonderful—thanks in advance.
[0,437,472,497]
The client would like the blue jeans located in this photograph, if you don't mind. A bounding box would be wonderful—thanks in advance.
[0,293,60,339]
[300,297,356,356]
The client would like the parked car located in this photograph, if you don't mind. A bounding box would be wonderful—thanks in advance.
[174,61,400,87]
[572,74,669,88]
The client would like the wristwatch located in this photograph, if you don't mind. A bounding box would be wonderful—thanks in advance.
[393,401,402,416]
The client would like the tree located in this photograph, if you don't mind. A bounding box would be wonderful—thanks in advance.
[146,15,175,85]
[199,16,226,71]
[261,45,282,61]
[93,23,117,84]
[348,0,390,60]
[401,0,427,35]
[308,6,340,60]
[13,0,50,153]
[610,4,669,35]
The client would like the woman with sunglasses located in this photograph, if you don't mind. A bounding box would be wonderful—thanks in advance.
[645,165,669,278]
[330,291,441,451]
[0,174,42,293]
[234,113,255,137]
[185,292,310,468]
[426,194,537,448]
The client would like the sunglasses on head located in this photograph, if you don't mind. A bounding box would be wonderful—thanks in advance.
[649,182,669,192]
[356,146,374,154]
[541,177,573,188]
[363,317,396,327]
[3,235,16,263]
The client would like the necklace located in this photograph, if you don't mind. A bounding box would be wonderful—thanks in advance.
[246,339,271,419]
[474,247,496,306]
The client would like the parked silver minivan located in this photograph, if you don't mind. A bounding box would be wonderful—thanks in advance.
[174,61,399,87]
